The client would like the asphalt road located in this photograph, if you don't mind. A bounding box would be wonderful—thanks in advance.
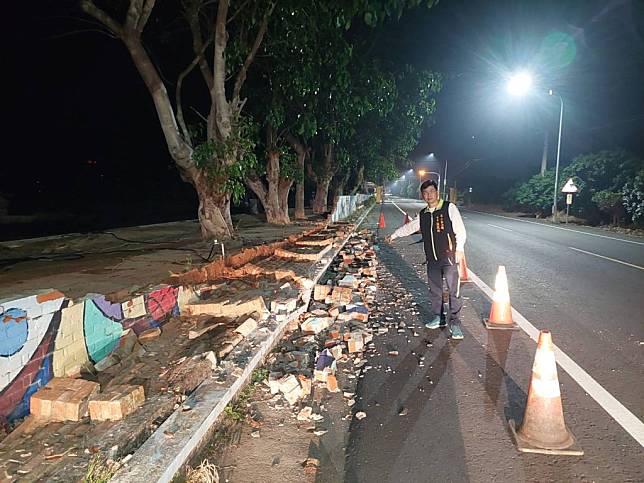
[340,198,643,482]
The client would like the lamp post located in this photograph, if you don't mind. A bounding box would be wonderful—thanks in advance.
[507,72,565,220]
[549,89,564,218]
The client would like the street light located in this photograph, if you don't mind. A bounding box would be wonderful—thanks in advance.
[507,72,564,218]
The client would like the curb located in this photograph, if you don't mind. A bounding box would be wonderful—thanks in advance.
[111,204,376,482]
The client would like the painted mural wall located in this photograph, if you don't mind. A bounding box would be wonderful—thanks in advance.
[0,285,192,424]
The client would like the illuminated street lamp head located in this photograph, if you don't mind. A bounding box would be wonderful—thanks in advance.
[507,71,533,96]
[418,169,426,176]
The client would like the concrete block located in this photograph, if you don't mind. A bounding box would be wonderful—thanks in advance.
[300,317,333,334]
[88,384,145,421]
[234,317,258,338]
[30,377,100,422]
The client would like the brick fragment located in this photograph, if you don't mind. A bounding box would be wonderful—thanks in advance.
[30,378,100,422]
[326,374,340,393]
[138,327,161,342]
[188,315,227,340]
[331,286,352,305]
[234,316,258,337]
[88,384,145,421]
[313,284,332,302]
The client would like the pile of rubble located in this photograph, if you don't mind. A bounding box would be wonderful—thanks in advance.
[260,229,378,418]
[0,221,360,480]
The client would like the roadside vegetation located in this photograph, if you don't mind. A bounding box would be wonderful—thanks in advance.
[504,149,644,226]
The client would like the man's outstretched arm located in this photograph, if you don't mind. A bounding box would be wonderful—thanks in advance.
[385,216,420,243]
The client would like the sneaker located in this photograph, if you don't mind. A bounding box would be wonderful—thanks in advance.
[425,315,441,329]
[449,324,464,340]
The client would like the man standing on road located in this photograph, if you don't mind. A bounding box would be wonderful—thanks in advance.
[385,180,467,339]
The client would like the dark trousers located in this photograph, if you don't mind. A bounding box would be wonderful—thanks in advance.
[426,258,462,326]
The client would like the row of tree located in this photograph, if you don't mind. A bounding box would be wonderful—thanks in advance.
[81,0,441,238]
[505,149,644,226]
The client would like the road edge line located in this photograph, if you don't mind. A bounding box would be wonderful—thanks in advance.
[466,210,644,246]
[467,268,644,448]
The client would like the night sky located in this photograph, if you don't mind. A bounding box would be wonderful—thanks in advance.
[3,0,643,233]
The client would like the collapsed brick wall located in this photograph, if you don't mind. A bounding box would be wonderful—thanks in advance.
[0,224,329,426]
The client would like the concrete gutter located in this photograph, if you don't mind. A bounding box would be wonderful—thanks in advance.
[111,204,375,482]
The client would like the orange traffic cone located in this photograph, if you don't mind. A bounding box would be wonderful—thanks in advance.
[458,253,470,283]
[403,212,410,224]
[483,265,518,329]
[509,330,583,455]
[378,211,386,229]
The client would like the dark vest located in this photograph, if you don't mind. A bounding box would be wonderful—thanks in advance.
[419,200,456,261]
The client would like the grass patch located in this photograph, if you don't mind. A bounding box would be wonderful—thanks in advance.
[223,368,267,422]
[82,455,119,483]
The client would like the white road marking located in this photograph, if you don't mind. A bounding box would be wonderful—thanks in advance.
[467,210,644,246]
[389,200,407,215]
[486,223,514,233]
[467,269,644,447]
[568,247,644,271]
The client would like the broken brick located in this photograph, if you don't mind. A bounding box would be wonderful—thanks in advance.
[30,378,100,422]
[88,384,145,421]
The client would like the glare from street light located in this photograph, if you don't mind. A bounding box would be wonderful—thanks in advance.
[418,169,426,176]
[507,71,533,96]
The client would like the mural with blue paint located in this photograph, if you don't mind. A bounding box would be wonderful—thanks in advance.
[0,309,29,357]
[83,300,124,363]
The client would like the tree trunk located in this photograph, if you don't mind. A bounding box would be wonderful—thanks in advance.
[313,178,331,213]
[245,151,291,224]
[294,151,306,219]
[351,164,365,195]
[295,180,305,219]
[286,133,307,220]
[311,143,335,214]
[194,174,234,239]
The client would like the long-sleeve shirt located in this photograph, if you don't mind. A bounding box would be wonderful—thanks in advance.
[390,202,467,251]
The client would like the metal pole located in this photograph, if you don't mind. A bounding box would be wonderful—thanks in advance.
[552,93,564,219]
[444,160,448,200]
[540,130,549,176]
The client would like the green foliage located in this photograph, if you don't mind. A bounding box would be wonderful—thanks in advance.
[224,368,268,421]
[192,117,260,203]
[622,170,644,224]
[506,149,644,224]
[252,368,269,384]
[278,147,303,182]
[511,171,557,214]
[592,190,622,213]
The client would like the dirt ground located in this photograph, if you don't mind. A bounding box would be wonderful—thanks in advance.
[0,213,321,300]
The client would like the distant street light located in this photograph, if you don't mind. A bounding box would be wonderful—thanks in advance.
[507,72,565,218]
[417,169,441,193]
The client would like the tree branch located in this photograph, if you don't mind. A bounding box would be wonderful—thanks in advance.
[137,0,156,33]
[211,0,231,139]
[176,35,214,144]
[245,174,267,203]
[227,0,251,24]
[80,0,124,37]
[231,1,274,110]
[185,1,214,90]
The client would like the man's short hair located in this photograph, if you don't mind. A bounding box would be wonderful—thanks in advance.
[420,179,438,192]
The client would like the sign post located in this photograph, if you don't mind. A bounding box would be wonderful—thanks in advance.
[561,178,579,224]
